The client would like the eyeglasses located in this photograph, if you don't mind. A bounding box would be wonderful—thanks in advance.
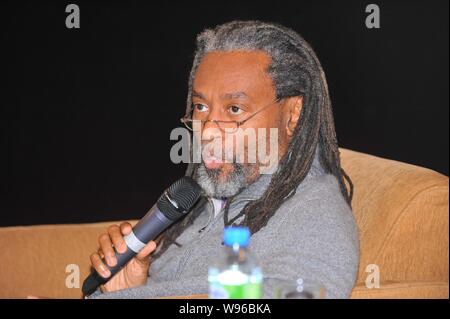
[180,99,282,134]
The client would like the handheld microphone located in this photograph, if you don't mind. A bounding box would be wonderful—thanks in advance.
[81,176,203,296]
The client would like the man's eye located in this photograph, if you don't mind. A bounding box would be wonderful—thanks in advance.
[228,105,243,115]
[194,104,208,112]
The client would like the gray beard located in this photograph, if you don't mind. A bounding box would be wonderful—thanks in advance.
[194,162,258,198]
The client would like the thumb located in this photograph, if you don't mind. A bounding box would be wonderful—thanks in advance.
[135,240,157,261]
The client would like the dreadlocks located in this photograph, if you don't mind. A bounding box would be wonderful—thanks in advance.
[153,20,353,259]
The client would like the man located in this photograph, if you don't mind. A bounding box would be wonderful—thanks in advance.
[88,20,359,299]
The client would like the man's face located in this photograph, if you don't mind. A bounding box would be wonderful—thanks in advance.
[192,50,294,198]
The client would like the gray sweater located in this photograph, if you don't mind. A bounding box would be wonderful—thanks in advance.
[91,151,359,299]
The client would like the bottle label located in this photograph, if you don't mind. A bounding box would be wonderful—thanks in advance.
[209,269,262,299]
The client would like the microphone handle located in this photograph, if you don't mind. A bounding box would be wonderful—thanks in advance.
[82,207,174,296]
[82,247,137,296]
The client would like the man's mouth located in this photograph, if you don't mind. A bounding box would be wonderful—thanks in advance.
[203,155,223,170]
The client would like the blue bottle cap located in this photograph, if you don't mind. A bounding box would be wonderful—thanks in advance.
[223,227,250,247]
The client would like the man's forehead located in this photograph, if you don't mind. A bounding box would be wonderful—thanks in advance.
[192,89,249,101]
[193,50,274,100]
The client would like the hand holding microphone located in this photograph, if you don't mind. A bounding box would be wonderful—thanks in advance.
[82,176,203,296]
[89,221,157,293]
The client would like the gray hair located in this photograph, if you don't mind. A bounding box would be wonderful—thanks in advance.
[185,20,330,114]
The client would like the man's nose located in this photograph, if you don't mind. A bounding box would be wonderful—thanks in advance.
[201,108,223,142]
[201,120,222,143]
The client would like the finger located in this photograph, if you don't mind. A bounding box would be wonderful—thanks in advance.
[90,253,111,278]
[108,224,127,254]
[120,222,132,235]
[136,240,157,261]
[97,248,105,259]
[98,233,117,267]
[27,295,50,299]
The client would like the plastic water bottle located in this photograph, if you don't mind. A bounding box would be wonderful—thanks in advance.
[208,226,263,299]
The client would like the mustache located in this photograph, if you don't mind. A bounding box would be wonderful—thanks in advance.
[200,141,235,163]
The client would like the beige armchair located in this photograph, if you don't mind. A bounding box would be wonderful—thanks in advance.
[0,149,448,298]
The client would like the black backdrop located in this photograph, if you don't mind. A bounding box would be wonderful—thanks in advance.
[1,0,448,227]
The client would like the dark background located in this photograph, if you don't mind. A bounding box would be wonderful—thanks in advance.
[1,0,448,227]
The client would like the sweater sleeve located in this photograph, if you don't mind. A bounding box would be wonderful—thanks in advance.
[87,275,208,299]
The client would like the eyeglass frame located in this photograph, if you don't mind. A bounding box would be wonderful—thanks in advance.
[180,98,283,133]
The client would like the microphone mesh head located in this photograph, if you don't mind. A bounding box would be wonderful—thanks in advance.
[156,176,203,220]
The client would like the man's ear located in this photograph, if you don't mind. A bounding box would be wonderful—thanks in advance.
[285,96,303,137]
